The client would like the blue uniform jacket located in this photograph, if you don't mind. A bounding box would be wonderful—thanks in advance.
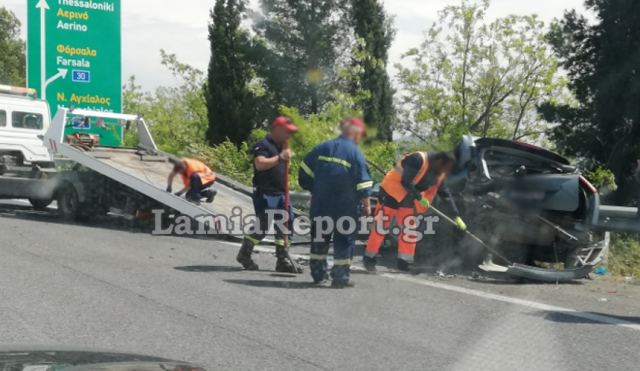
[299,136,373,218]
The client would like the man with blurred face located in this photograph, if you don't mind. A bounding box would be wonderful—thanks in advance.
[299,118,373,288]
[166,157,217,205]
[236,116,302,273]
[364,151,466,272]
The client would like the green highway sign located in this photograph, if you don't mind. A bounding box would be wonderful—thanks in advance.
[27,0,123,147]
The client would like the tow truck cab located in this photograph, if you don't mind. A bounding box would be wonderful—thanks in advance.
[0,85,56,208]
[0,85,53,169]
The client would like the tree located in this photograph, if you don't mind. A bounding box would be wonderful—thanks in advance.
[351,0,395,141]
[206,0,260,146]
[251,0,352,114]
[541,0,640,203]
[396,0,565,146]
[0,7,26,86]
[123,51,208,154]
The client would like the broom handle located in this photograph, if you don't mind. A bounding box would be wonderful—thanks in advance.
[283,140,290,244]
[428,204,513,265]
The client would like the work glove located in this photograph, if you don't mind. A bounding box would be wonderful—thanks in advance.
[454,217,467,231]
[419,198,430,208]
[166,186,172,193]
[407,184,421,201]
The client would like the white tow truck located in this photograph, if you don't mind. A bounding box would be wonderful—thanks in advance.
[44,107,254,222]
[0,85,57,209]
[0,95,254,225]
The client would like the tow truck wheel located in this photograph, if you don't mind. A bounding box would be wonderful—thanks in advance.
[56,186,80,220]
[29,199,52,211]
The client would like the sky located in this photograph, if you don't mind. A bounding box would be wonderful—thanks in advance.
[4,0,587,91]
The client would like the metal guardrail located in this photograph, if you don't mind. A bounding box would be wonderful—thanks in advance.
[595,205,640,233]
[214,173,310,215]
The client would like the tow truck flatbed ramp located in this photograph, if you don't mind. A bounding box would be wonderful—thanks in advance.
[44,108,254,225]
[93,148,254,217]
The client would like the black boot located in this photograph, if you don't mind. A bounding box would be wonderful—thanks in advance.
[363,256,377,273]
[186,193,201,205]
[236,239,259,270]
[397,258,412,272]
[205,190,217,203]
[275,247,303,274]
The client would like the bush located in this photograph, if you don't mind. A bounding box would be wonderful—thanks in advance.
[363,141,397,180]
[608,233,640,279]
[187,141,253,186]
[282,105,399,188]
[184,103,399,189]
[585,166,618,196]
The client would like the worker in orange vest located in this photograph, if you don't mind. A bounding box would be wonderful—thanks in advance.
[167,157,217,205]
[364,151,466,272]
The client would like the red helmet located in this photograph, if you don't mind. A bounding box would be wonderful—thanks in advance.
[272,116,299,133]
[342,117,367,137]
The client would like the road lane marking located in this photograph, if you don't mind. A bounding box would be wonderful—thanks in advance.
[383,274,640,331]
[230,243,640,331]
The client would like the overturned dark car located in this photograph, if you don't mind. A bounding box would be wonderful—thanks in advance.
[412,136,609,282]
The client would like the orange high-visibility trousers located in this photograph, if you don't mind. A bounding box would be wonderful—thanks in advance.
[365,203,419,263]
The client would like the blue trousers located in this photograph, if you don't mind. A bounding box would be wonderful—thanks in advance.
[244,191,293,256]
[309,214,356,284]
[188,173,214,200]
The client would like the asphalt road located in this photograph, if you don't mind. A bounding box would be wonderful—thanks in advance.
[0,201,639,371]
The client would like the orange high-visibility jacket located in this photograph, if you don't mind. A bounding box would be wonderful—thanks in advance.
[181,158,216,187]
[379,152,445,213]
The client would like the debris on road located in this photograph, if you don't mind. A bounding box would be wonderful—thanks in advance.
[595,266,609,276]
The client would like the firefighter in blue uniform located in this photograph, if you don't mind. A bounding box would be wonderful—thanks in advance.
[236,116,302,273]
[299,118,373,288]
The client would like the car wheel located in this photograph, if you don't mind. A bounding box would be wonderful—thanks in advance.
[57,186,79,220]
[29,198,52,211]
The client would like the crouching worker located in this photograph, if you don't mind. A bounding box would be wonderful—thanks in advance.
[364,151,466,272]
[299,118,373,288]
[236,116,302,273]
[166,157,217,205]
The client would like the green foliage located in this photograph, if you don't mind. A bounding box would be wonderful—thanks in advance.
[195,100,398,189]
[207,0,262,145]
[351,0,396,141]
[251,0,352,114]
[608,233,640,279]
[123,49,397,190]
[279,105,352,189]
[362,141,397,180]
[396,0,566,147]
[188,140,254,185]
[0,7,26,86]
[122,51,207,153]
[541,0,640,204]
[282,104,398,187]
[584,166,618,195]
[205,0,396,145]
